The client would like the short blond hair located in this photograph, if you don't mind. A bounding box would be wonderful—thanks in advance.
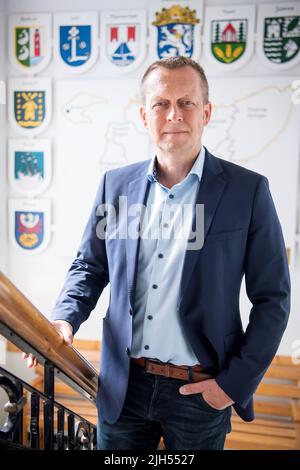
[141,57,209,104]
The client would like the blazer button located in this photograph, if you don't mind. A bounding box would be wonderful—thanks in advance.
[129,309,133,316]
[125,347,130,355]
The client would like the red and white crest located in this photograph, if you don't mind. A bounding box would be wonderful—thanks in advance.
[101,10,147,73]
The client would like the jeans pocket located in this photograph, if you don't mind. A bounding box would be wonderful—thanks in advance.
[197,393,224,413]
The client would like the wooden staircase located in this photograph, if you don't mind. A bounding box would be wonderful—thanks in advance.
[225,355,300,450]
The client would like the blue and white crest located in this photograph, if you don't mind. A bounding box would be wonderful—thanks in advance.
[60,25,91,67]
[156,23,195,58]
[9,199,51,254]
[8,139,51,196]
[150,2,203,61]
[54,12,98,74]
[101,10,147,73]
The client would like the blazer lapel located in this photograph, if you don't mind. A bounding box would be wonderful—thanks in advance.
[126,167,150,309]
[177,152,227,308]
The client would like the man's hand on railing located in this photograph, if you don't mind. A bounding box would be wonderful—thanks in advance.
[22,319,74,368]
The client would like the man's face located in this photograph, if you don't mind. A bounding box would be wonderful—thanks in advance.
[140,66,212,157]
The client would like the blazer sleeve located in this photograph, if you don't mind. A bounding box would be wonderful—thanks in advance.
[215,176,291,408]
[50,172,109,334]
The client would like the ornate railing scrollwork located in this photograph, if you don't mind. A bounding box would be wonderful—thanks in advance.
[75,421,95,450]
[0,376,26,437]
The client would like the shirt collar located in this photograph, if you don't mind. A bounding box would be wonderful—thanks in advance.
[147,146,206,183]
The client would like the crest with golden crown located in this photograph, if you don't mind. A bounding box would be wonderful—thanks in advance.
[152,5,200,26]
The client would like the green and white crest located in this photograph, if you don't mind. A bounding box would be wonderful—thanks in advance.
[204,5,255,71]
[264,16,300,64]
[257,2,300,70]
[9,13,52,74]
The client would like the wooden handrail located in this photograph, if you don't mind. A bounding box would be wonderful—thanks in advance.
[0,271,98,401]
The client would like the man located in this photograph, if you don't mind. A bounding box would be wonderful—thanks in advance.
[24,57,290,450]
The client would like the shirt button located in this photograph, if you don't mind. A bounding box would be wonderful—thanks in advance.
[158,253,164,258]
[147,315,153,320]
[125,347,130,355]
[169,194,174,199]
[144,345,149,350]
[163,223,169,228]
[152,284,158,289]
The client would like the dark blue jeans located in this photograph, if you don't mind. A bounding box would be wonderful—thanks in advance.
[97,360,232,450]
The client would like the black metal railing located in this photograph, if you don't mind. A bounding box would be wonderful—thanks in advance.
[0,272,98,450]
[0,358,97,450]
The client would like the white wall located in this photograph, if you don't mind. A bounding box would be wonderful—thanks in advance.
[5,0,152,343]
[2,0,300,360]
[0,0,7,274]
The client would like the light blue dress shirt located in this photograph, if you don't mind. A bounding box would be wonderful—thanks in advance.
[131,146,206,365]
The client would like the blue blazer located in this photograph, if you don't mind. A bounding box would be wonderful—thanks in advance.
[52,149,290,424]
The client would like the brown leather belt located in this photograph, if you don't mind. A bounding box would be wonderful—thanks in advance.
[131,357,214,382]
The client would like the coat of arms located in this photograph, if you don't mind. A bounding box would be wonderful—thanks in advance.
[15,210,45,250]
[54,12,98,73]
[60,25,91,67]
[9,199,51,254]
[211,19,247,64]
[152,5,200,58]
[8,139,51,196]
[263,16,300,64]
[14,90,45,129]
[108,24,139,66]
[9,13,52,74]
[257,3,300,70]
[204,5,255,71]
[101,10,146,73]
[15,26,44,67]
[9,78,52,136]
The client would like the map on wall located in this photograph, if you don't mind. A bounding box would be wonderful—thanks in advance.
[204,76,300,264]
[55,79,150,256]
[55,77,300,265]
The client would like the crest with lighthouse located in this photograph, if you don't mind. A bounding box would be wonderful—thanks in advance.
[15,25,43,67]
[9,13,52,74]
